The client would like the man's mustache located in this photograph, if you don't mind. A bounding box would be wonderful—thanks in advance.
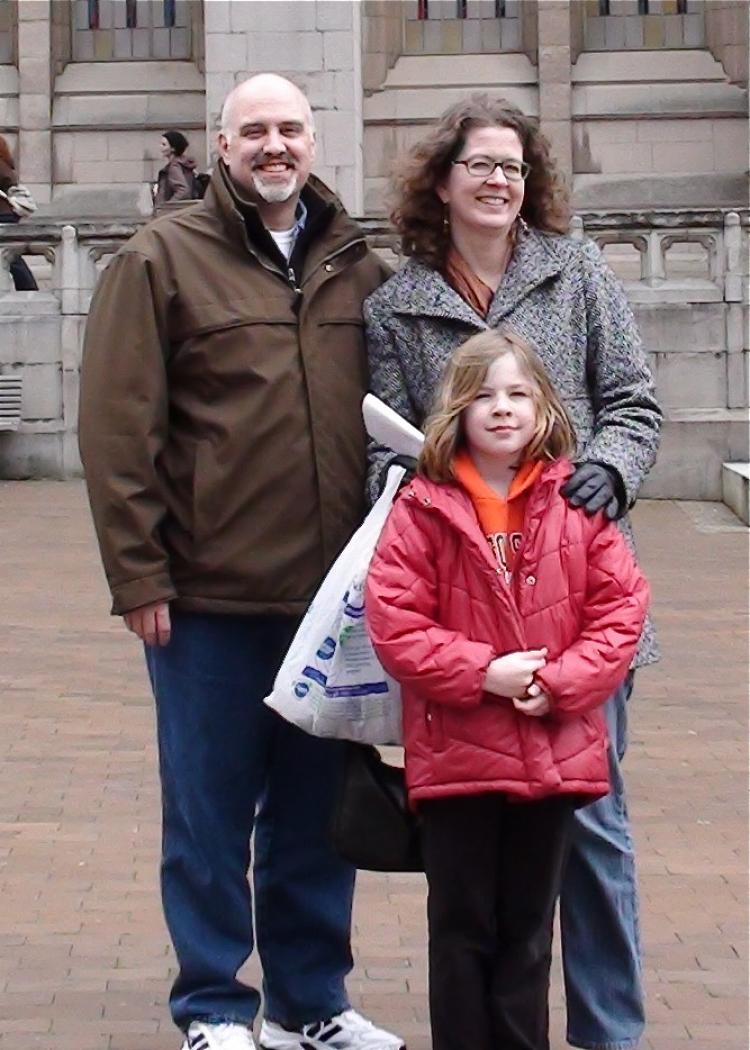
[252,153,296,170]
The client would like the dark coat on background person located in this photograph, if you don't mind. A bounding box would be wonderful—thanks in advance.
[0,141,38,290]
[364,225,662,666]
[366,461,650,804]
[154,154,198,205]
[79,163,391,617]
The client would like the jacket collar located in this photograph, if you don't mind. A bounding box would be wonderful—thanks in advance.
[202,162,365,277]
[405,458,574,548]
[390,226,564,327]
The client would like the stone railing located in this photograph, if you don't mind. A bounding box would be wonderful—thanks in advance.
[0,208,748,499]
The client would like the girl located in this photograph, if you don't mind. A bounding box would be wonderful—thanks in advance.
[365,329,650,1050]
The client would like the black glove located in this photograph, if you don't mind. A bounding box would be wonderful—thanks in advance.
[561,462,625,520]
[376,453,418,498]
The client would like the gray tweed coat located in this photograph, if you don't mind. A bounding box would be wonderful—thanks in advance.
[363,226,662,667]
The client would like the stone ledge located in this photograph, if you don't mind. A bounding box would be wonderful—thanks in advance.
[365,85,539,123]
[55,60,204,94]
[381,52,537,89]
[572,82,747,119]
[721,462,750,525]
[573,49,727,84]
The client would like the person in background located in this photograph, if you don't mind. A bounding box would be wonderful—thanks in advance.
[0,133,38,291]
[364,93,662,1050]
[154,129,198,206]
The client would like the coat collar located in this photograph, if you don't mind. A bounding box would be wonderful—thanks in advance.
[404,458,574,547]
[390,226,564,327]
[202,162,364,276]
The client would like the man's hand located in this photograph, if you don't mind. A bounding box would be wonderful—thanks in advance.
[561,463,623,520]
[123,600,172,647]
[484,649,547,698]
[512,682,551,718]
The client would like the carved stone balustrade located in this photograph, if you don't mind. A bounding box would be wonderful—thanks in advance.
[0,208,747,500]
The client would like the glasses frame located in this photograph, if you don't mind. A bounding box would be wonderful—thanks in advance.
[452,156,531,182]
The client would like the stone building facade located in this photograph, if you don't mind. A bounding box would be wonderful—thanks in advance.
[0,0,747,217]
[0,0,747,510]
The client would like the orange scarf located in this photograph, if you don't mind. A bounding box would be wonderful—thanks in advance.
[444,245,494,318]
[454,451,544,578]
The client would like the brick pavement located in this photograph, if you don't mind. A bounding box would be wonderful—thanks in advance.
[0,482,747,1050]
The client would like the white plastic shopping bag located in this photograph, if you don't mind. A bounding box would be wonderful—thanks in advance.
[263,465,406,745]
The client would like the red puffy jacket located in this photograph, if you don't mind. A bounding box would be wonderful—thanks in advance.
[365,460,650,805]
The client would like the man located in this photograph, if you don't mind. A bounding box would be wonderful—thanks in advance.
[79,74,399,1050]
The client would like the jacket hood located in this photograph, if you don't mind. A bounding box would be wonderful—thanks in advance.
[176,155,197,171]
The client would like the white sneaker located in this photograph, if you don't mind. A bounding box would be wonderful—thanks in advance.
[259,1009,404,1050]
[181,1020,257,1050]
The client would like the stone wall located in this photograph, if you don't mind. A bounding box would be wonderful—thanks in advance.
[204,0,364,213]
[704,0,749,87]
[362,0,404,94]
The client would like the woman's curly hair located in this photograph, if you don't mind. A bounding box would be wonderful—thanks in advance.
[389,94,570,270]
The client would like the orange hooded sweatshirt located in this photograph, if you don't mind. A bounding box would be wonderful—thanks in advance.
[454,451,545,581]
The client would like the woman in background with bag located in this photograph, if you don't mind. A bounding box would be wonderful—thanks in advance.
[0,134,38,291]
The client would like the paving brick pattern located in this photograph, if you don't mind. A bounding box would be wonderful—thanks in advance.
[0,483,747,1050]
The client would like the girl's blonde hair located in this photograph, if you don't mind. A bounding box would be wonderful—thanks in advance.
[419,330,577,483]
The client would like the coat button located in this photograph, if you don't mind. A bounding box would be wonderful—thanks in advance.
[526,574,536,585]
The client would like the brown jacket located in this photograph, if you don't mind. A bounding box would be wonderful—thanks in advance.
[79,164,390,616]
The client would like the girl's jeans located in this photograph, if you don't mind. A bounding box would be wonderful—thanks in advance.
[561,673,645,1050]
[145,612,354,1032]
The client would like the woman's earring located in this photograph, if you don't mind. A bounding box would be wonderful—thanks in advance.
[443,206,450,231]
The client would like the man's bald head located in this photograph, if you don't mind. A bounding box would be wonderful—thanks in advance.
[217,73,317,224]
[220,74,314,141]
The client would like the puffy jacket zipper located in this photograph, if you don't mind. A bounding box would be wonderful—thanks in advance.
[408,490,528,647]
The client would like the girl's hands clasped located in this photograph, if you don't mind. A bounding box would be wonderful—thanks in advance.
[512,682,551,718]
[483,648,548,699]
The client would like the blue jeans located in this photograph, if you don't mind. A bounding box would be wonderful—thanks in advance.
[145,612,355,1032]
[560,673,644,1050]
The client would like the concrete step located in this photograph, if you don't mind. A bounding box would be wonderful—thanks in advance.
[721,462,750,525]
[573,49,728,84]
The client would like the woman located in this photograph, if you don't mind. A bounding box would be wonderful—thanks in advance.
[0,134,38,291]
[153,129,197,206]
[364,95,661,1050]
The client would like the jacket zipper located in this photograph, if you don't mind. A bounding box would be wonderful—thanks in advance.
[409,493,528,646]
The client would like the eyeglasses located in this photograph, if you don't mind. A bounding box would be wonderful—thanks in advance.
[452,156,531,182]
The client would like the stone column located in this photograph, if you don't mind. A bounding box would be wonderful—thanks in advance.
[17,0,52,205]
[536,0,573,184]
[203,0,364,214]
